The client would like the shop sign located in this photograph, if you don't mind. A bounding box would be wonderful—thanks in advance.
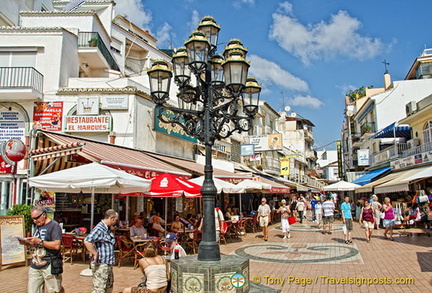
[241,144,254,156]
[154,108,197,143]
[280,158,290,176]
[100,95,129,110]
[391,156,415,170]
[357,149,370,166]
[285,152,300,158]
[218,177,246,184]
[249,133,283,151]
[0,156,14,174]
[0,111,25,142]
[250,154,261,162]
[213,141,231,154]
[33,101,63,131]
[77,97,99,115]
[3,139,26,162]
[65,115,111,132]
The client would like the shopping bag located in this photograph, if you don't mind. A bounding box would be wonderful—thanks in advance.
[342,224,347,235]
[380,212,385,219]
[288,216,296,225]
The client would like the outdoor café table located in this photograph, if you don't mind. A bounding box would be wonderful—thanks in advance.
[131,236,159,269]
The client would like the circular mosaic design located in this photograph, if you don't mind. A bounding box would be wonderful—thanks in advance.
[274,223,343,232]
[235,243,360,264]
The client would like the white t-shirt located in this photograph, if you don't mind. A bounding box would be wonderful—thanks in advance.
[296,201,305,212]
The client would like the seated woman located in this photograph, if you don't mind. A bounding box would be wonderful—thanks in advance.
[170,215,184,233]
[225,208,233,220]
[123,241,169,293]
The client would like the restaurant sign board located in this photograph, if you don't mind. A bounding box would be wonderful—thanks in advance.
[65,116,111,132]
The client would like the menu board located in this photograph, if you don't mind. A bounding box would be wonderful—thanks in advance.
[0,216,26,269]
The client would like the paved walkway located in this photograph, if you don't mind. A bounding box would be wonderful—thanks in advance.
[1,217,432,292]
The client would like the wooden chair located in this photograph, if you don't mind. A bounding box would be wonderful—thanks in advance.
[182,230,200,254]
[62,234,85,264]
[219,221,228,245]
[115,235,134,268]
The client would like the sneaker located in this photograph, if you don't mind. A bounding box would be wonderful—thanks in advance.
[283,236,287,239]
[287,234,291,239]
[344,240,349,244]
[348,240,352,244]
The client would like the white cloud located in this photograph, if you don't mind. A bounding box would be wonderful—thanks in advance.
[249,55,309,92]
[188,10,201,32]
[269,3,384,65]
[233,0,255,9]
[114,0,152,28]
[287,95,324,109]
[277,2,293,15]
[156,23,175,48]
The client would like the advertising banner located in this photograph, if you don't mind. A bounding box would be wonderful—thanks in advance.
[241,144,255,156]
[249,133,283,151]
[33,102,63,131]
[280,158,290,176]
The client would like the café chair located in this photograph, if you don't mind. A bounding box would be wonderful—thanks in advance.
[115,235,134,268]
[62,233,85,264]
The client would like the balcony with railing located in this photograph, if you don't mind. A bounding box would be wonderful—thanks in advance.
[78,32,120,72]
[402,141,432,157]
[0,67,43,100]
[371,143,408,166]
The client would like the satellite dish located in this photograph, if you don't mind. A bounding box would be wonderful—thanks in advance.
[284,106,291,112]
[290,112,297,117]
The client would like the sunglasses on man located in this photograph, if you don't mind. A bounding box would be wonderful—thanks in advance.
[32,212,45,220]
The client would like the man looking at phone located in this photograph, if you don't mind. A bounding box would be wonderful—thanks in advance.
[19,206,64,293]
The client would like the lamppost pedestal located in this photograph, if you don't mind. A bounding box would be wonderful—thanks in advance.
[170,255,249,293]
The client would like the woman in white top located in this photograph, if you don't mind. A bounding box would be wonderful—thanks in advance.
[277,199,291,239]
[370,195,382,229]
[123,241,169,293]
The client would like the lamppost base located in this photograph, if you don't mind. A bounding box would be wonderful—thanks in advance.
[197,240,221,261]
[170,255,249,293]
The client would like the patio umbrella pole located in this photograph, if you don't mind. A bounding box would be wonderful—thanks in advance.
[90,187,95,230]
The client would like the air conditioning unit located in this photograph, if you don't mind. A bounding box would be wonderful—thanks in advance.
[405,101,417,116]
[407,138,420,149]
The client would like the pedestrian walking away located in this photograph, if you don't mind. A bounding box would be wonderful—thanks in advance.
[322,197,335,235]
[340,196,353,244]
[257,198,271,241]
[296,198,306,224]
[19,206,64,293]
[84,209,119,293]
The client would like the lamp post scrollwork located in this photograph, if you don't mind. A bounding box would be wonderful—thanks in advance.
[148,16,261,261]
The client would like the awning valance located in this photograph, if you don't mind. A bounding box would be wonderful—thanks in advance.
[355,172,400,193]
[351,167,391,186]
[371,122,411,139]
[374,166,430,194]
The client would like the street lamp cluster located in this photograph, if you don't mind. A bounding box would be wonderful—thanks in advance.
[147,16,261,261]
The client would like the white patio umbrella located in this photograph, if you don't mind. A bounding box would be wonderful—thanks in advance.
[235,179,272,190]
[322,180,360,191]
[189,176,245,193]
[29,162,151,229]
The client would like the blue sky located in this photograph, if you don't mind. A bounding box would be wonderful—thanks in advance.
[115,0,432,150]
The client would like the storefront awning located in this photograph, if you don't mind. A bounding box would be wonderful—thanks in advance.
[355,172,400,193]
[32,131,191,178]
[402,165,432,182]
[371,122,412,139]
[351,167,391,186]
[374,166,430,194]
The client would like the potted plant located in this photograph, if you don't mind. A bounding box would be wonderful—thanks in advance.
[88,37,98,47]
[7,204,33,236]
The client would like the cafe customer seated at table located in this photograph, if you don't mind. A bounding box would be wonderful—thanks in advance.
[151,216,165,237]
[170,216,184,233]
[130,218,147,239]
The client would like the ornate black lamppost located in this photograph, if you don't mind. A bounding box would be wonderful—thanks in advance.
[148,16,261,261]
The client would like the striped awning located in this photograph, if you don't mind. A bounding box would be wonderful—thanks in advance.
[351,167,391,186]
[31,131,191,178]
[371,122,412,139]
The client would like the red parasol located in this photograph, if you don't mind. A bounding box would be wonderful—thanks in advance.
[145,173,202,197]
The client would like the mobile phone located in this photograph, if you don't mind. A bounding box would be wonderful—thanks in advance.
[17,236,28,241]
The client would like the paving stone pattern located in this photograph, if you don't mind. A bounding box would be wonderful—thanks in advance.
[1,216,431,292]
